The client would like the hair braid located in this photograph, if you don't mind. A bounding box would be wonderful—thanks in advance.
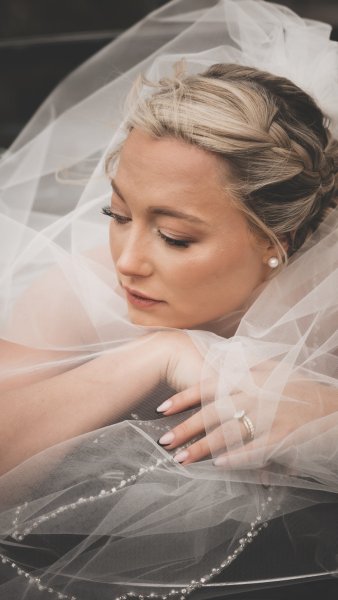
[117,61,338,262]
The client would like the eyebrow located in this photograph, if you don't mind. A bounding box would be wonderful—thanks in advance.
[110,179,208,226]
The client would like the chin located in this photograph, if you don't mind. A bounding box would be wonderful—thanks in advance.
[127,307,177,329]
[128,309,200,330]
[127,309,165,327]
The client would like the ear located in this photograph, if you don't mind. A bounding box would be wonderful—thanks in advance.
[262,237,289,267]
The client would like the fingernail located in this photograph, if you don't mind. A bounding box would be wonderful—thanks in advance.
[158,431,175,445]
[156,400,173,413]
[213,456,227,466]
[173,450,189,463]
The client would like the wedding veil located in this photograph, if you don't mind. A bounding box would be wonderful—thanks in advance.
[0,1,337,599]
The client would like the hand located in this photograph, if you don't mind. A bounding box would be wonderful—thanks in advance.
[161,331,210,392]
[157,360,338,468]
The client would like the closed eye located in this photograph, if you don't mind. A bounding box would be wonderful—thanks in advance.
[101,205,131,224]
[101,205,191,248]
[157,230,191,248]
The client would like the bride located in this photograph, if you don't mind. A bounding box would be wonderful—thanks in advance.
[0,1,337,598]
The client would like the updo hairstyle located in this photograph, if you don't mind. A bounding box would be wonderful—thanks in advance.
[114,63,338,263]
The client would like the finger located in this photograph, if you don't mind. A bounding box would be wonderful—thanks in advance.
[174,426,229,464]
[215,392,257,423]
[158,409,206,449]
[158,393,255,451]
[156,377,217,415]
[213,440,258,468]
[173,435,212,465]
[173,418,256,465]
[156,384,201,415]
[216,423,304,470]
[158,399,225,449]
[213,432,274,469]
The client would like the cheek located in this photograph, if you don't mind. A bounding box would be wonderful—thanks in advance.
[211,244,264,289]
[172,245,238,282]
[160,251,209,288]
[171,241,264,299]
[109,224,119,264]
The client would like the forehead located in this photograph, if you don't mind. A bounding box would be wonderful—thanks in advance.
[116,128,231,208]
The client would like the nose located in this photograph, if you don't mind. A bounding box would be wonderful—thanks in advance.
[115,226,153,278]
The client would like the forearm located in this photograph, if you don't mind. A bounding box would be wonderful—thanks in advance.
[0,334,166,474]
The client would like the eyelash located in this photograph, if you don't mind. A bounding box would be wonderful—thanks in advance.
[102,206,130,224]
[101,205,191,248]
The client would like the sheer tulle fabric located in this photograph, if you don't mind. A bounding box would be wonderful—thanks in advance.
[0,1,337,598]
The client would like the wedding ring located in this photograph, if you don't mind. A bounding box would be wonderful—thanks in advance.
[233,409,255,442]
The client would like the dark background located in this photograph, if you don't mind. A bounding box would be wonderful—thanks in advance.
[1,0,338,149]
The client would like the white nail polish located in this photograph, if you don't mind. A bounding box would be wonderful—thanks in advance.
[158,431,175,445]
[156,399,173,413]
[173,450,189,463]
[213,456,227,466]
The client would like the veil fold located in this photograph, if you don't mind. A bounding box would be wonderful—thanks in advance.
[0,1,337,598]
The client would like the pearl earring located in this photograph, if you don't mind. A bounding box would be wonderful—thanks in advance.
[267,256,279,269]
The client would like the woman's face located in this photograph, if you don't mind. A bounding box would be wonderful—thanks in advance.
[108,128,272,329]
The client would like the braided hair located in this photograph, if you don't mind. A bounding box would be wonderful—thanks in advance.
[122,62,338,262]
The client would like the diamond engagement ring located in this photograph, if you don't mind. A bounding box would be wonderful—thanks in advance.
[233,410,255,442]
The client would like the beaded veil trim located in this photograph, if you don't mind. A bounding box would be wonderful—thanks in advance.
[1,420,276,600]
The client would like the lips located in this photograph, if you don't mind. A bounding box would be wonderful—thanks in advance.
[122,285,164,309]
[124,286,160,301]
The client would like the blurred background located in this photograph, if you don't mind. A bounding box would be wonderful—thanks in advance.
[1,0,338,149]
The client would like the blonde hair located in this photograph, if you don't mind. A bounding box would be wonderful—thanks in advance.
[110,63,338,263]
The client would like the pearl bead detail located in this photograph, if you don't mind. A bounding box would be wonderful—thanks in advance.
[5,421,276,600]
[112,490,274,600]
[10,428,193,542]
[0,552,76,599]
[4,484,275,600]
[267,256,279,268]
